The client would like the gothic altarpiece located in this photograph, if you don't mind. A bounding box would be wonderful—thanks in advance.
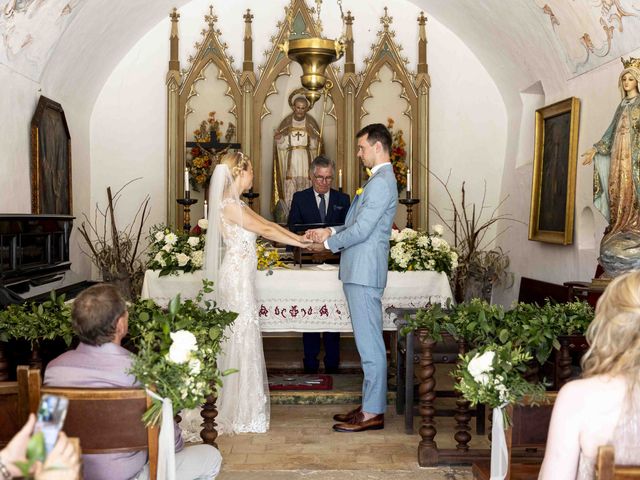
[165,1,431,230]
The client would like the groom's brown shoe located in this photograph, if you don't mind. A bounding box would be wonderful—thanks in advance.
[333,412,384,432]
[332,405,361,423]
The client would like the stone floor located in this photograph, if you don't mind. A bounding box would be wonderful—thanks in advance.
[215,403,485,479]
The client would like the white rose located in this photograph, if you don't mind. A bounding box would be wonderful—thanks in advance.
[432,224,444,235]
[176,252,190,267]
[154,252,166,267]
[187,237,200,247]
[467,351,495,380]
[164,233,178,245]
[189,358,201,375]
[197,219,208,230]
[191,250,204,268]
[390,229,401,241]
[154,231,165,242]
[168,330,198,364]
[162,244,173,253]
[476,373,490,386]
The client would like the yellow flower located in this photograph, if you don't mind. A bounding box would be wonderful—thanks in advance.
[356,187,363,196]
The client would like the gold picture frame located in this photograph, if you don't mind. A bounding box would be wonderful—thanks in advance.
[30,96,72,214]
[528,97,580,245]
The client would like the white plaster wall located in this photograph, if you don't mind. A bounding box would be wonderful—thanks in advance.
[91,0,507,255]
[493,49,640,306]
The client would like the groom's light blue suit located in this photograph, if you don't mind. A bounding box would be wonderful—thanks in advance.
[326,163,397,414]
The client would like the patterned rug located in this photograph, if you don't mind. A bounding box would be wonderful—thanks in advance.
[268,374,333,391]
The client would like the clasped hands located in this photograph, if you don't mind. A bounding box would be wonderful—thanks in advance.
[299,228,331,252]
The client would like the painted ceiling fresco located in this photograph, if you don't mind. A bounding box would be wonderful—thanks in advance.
[0,0,84,80]
[536,0,640,76]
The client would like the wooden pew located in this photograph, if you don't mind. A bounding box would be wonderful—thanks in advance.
[28,368,159,480]
[472,393,556,480]
[596,445,640,480]
[0,365,33,447]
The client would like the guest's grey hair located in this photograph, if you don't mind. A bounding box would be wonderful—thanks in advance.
[311,155,335,173]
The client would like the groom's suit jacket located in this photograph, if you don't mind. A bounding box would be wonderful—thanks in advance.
[326,163,398,288]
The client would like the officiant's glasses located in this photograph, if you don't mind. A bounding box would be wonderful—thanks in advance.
[314,175,333,183]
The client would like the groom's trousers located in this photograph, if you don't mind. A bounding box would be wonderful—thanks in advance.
[343,282,387,414]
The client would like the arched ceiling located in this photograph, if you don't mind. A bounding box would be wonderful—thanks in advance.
[2,0,640,116]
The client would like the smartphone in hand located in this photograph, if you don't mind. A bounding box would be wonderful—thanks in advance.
[35,394,69,455]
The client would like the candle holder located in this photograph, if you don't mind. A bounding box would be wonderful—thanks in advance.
[177,194,198,233]
[241,189,260,208]
[399,191,420,229]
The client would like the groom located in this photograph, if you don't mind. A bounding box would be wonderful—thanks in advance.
[307,123,397,432]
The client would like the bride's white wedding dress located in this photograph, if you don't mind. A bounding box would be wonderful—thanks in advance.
[181,193,269,439]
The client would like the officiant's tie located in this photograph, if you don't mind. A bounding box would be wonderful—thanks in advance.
[318,194,326,223]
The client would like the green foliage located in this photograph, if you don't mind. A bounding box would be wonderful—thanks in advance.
[14,431,46,479]
[127,279,238,425]
[0,291,74,347]
[453,343,546,409]
[404,299,595,364]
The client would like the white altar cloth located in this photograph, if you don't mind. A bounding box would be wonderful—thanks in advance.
[141,266,453,333]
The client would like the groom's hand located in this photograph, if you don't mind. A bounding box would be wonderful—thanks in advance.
[306,228,331,243]
[305,242,326,252]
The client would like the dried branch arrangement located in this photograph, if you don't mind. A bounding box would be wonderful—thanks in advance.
[429,172,520,302]
[78,179,151,300]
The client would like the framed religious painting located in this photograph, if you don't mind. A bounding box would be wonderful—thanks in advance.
[528,97,580,245]
[30,96,72,214]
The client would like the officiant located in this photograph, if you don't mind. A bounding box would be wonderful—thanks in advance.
[287,155,351,374]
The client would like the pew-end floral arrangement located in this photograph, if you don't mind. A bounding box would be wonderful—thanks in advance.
[128,280,238,426]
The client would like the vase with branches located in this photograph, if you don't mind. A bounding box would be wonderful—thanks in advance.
[78,180,150,300]
[430,172,518,303]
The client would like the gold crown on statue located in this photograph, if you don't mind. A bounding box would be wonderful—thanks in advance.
[621,56,640,69]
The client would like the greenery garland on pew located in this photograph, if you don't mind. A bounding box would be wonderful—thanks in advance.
[402,299,594,364]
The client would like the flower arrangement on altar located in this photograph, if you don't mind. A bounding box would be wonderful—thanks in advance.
[388,226,458,276]
[387,118,409,193]
[256,240,286,275]
[187,111,224,191]
[128,281,238,425]
[147,225,205,277]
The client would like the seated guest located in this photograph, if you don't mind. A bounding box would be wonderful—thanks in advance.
[44,284,222,480]
[287,155,350,374]
[0,414,80,480]
[539,271,640,479]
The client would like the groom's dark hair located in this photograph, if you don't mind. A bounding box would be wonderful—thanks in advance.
[356,123,392,154]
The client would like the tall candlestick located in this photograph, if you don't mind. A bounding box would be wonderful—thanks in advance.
[184,167,190,193]
[407,169,412,192]
[338,169,343,189]
[204,200,208,219]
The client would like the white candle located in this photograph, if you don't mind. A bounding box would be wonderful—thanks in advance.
[338,169,343,189]
[407,169,412,192]
[184,167,190,193]
[204,200,208,219]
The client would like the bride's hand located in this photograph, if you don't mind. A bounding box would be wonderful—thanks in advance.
[298,234,313,245]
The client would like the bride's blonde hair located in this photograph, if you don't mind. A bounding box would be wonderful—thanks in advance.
[220,151,251,179]
[581,271,640,383]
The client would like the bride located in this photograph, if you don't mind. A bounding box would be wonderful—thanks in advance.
[201,151,309,434]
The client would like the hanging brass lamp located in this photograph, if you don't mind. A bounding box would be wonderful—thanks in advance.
[279,0,345,106]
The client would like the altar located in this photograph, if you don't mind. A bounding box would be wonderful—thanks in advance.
[141,265,453,332]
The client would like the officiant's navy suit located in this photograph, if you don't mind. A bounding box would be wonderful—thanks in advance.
[288,187,351,228]
[327,162,397,414]
[288,187,350,373]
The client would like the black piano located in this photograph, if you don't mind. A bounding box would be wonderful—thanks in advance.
[0,214,94,305]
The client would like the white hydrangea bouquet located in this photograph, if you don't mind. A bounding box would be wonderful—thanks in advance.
[388,225,458,276]
[453,343,546,479]
[147,224,205,277]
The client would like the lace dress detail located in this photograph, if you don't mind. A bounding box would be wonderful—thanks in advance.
[181,198,269,438]
[576,392,640,479]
